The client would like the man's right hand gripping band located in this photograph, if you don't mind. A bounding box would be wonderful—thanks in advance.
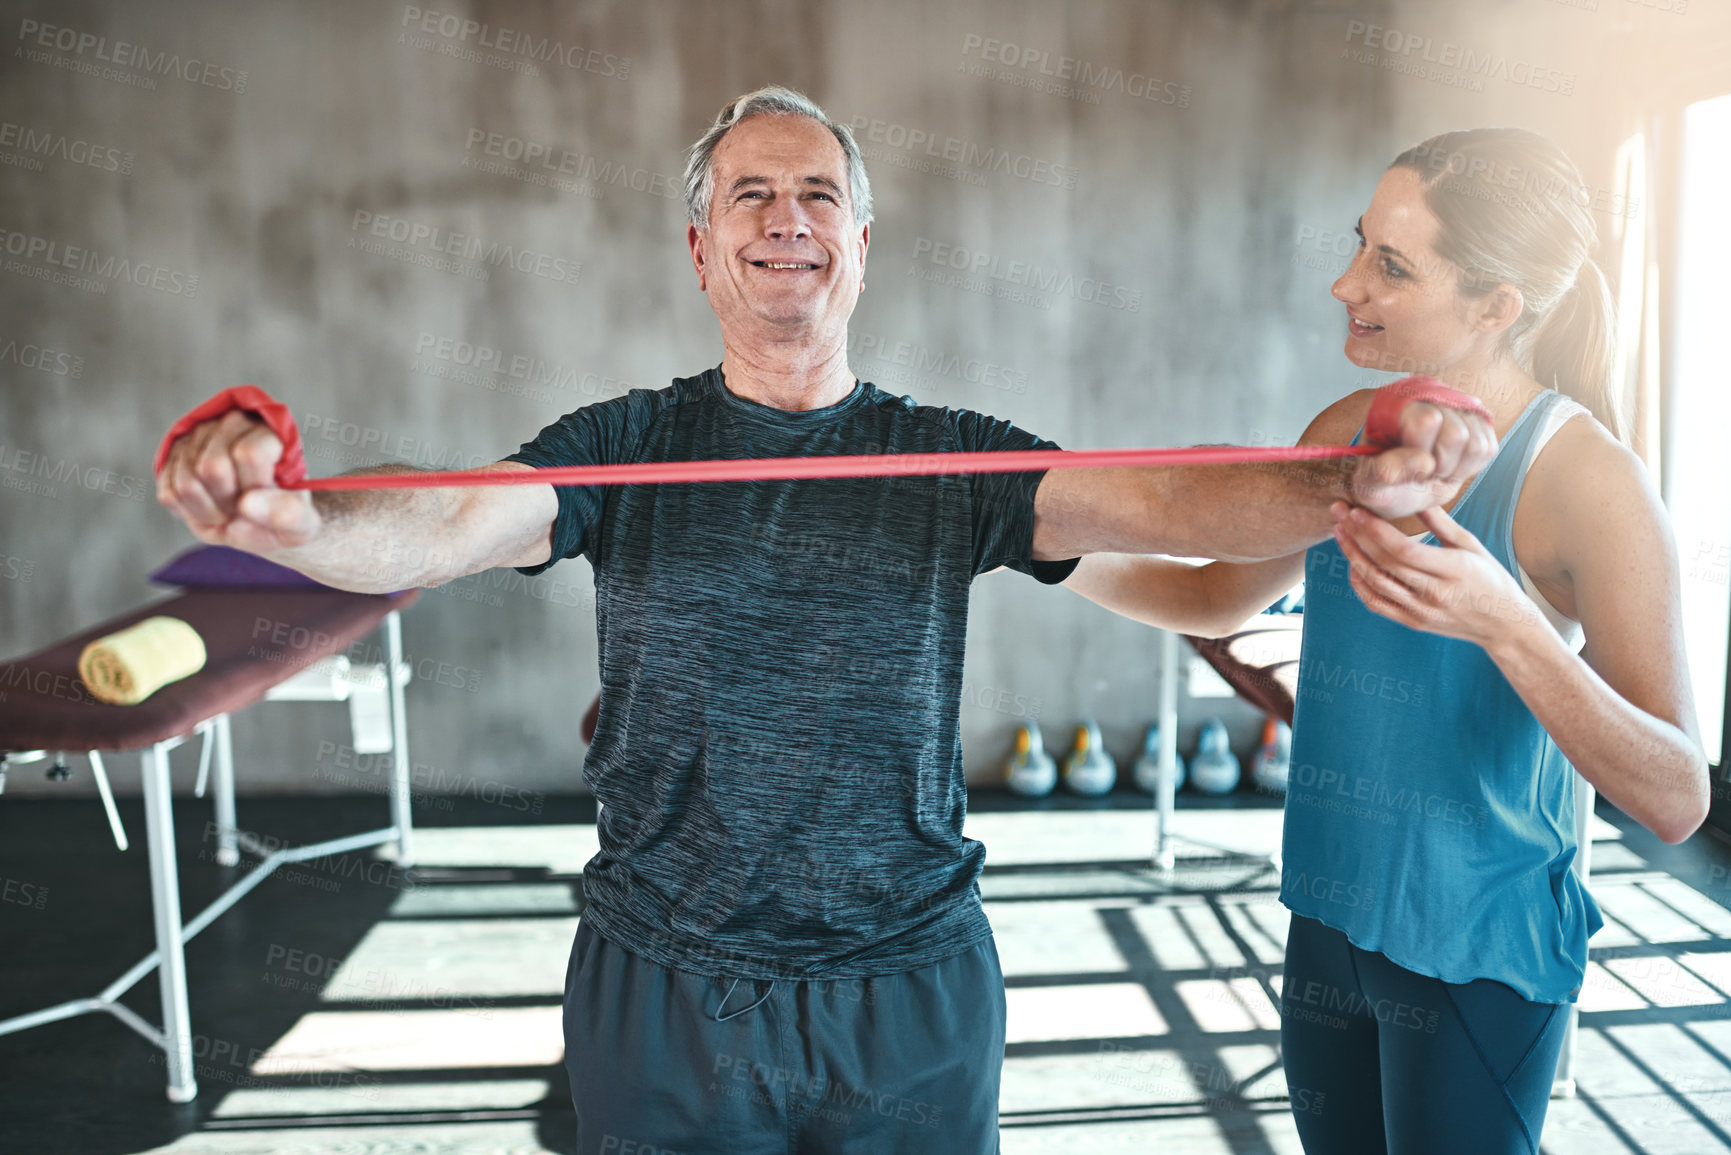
[154,384,308,488]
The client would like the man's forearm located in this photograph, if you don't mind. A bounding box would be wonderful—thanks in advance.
[1035,455,1357,563]
[270,466,468,592]
[1153,454,1358,560]
[1034,392,1492,563]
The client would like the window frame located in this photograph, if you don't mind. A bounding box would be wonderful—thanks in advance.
[1664,95,1731,835]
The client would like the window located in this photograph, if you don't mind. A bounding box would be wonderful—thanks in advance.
[1670,93,1731,767]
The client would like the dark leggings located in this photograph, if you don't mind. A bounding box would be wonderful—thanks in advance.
[1280,914,1571,1155]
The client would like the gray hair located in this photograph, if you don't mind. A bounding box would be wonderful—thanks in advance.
[682,86,873,229]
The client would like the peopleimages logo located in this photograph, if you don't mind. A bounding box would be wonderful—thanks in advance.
[399,7,630,78]
[15,19,247,91]
[847,116,1078,189]
[1284,869,1375,910]
[462,129,679,199]
[1342,21,1576,96]
[0,227,197,296]
[0,121,133,174]
[847,329,1028,395]
[1286,763,1486,830]
[0,442,152,502]
[413,331,636,403]
[910,236,1142,313]
[0,337,83,379]
[348,211,580,286]
[1403,141,1640,219]
[959,34,1191,107]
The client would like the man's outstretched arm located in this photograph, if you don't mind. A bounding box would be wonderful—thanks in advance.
[156,409,557,592]
[1031,396,1494,563]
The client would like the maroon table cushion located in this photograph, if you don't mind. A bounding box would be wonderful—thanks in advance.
[0,588,418,754]
[1185,614,1304,725]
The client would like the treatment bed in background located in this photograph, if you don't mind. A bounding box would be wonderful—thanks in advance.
[0,583,420,1102]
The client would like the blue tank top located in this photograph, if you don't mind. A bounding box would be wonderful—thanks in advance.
[1280,389,1602,1003]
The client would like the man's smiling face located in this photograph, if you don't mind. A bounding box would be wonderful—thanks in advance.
[688,113,869,345]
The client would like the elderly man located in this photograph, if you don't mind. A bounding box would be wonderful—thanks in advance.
[157,87,1492,1154]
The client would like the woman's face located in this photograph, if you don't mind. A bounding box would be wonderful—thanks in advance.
[1331,166,1491,375]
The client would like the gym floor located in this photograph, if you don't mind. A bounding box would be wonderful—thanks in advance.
[2,787,1729,1155]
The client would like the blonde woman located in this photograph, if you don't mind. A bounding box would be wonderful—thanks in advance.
[1067,128,1707,1153]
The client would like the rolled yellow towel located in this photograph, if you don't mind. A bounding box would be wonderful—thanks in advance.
[77,616,207,705]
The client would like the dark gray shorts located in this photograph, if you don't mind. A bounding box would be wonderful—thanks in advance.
[562,921,1006,1155]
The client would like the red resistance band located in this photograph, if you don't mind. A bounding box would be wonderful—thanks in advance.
[154,376,1489,491]
[154,384,308,488]
[1363,375,1491,448]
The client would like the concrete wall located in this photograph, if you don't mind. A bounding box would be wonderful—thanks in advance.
[0,0,1714,796]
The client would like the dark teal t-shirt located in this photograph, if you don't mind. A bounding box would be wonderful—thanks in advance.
[506,366,1077,979]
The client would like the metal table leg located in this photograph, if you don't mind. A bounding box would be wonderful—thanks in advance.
[1155,630,1178,872]
[383,609,414,867]
[140,741,197,1102]
[1148,626,1283,879]
[211,713,238,867]
[88,749,129,852]
[1553,771,1595,1099]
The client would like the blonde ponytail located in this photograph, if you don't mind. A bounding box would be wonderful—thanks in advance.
[1532,257,1621,440]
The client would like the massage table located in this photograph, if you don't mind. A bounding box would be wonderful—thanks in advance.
[0,585,420,1102]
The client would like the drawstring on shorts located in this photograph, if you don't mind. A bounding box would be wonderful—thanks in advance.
[711,976,776,1022]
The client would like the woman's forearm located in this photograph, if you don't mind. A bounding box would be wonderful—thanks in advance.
[1065,555,1222,634]
[1486,616,1709,844]
[1064,552,1307,637]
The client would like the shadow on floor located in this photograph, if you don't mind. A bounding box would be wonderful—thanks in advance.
[2,792,1729,1154]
